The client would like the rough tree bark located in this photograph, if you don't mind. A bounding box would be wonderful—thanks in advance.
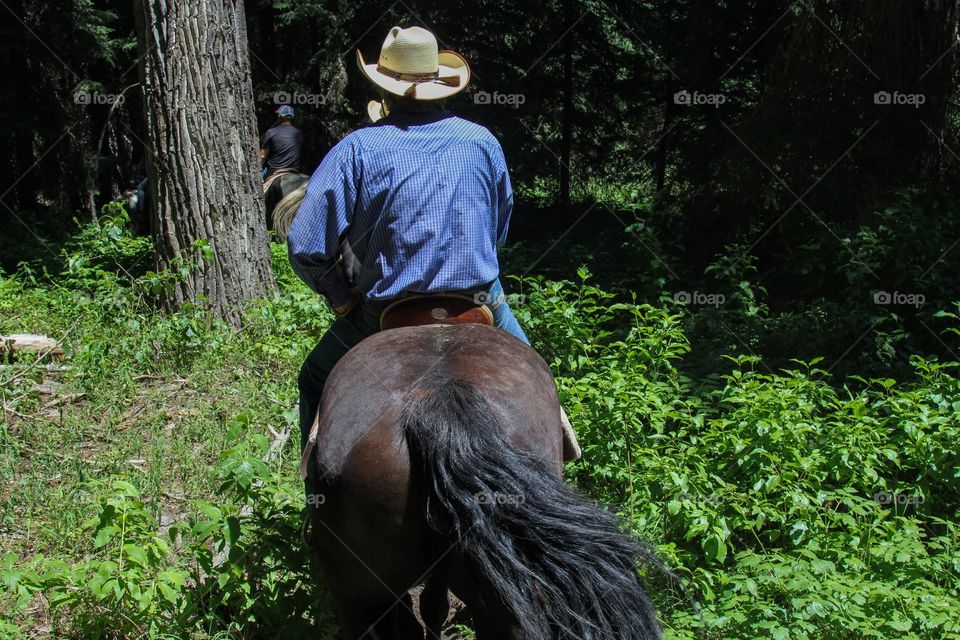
[558,0,573,209]
[134,0,274,325]
[654,72,674,193]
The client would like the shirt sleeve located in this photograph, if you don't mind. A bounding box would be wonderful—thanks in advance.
[260,128,272,151]
[286,137,358,307]
[493,142,514,247]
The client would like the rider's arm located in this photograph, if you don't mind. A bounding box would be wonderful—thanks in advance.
[287,137,358,309]
[259,129,272,166]
[493,142,514,248]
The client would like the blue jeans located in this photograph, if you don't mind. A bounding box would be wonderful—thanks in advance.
[298,278,529,454]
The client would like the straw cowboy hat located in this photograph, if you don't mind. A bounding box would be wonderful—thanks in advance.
[357,26,470,122]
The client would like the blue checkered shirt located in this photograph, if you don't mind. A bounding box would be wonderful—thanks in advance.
[287,111,513,307]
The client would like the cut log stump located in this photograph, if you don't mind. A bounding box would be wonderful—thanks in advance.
[0,334,65,361]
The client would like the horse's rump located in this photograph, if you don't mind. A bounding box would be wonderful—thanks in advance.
[307,324,660,638]
[311,324,562,478]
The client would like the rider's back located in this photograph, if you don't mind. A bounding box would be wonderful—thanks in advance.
[298,111,513,302]
[262,123,303,171]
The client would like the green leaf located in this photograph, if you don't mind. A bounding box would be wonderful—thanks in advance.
[702,534,727,564]
[112,480,140,498]
[223,516,241,545]
[889,618,912,632]
[122,544,148,568]
[94,525,120,548]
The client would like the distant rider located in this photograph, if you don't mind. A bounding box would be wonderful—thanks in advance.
[260,105,303,181]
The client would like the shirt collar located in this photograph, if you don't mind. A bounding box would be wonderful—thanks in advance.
[379,109,455,126]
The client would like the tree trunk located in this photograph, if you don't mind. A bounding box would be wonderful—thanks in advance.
[862,0,960,181]
[558,0,573,209]
[6,0,37,212]
[134,0,274,326]
[654,73,674,192]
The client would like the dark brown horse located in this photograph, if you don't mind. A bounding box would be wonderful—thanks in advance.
[304,323,661,639]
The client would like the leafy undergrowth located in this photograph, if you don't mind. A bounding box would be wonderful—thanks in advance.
[1,214,959,638]
[515,275,960,639]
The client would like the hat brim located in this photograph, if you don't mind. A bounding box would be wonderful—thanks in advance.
[356,49,470,100]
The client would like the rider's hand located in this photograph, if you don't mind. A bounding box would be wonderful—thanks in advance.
[331,297,357,317]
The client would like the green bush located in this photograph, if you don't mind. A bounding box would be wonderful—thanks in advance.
[515,272,960,639]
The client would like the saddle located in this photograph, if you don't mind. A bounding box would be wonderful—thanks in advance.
[379,295,494,331]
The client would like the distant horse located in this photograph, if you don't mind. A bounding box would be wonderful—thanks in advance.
[303,323,661,639]
[264,171,309,242]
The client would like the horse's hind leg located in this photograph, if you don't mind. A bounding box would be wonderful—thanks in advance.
[473,612,523,640]
[334,594,423,640]
[392,593,423,639]
[420,575,449,638]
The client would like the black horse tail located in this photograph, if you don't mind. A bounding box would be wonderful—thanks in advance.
[402,380,662,639]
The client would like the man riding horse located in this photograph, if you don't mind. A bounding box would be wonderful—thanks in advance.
[287,26,659,638]
[288,25,579,474]
[261,105,310,239]
[260,104,303,182]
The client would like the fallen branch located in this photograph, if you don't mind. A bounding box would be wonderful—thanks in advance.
[2,403,30,420]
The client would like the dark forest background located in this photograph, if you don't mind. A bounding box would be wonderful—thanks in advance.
[2,0,959,379]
